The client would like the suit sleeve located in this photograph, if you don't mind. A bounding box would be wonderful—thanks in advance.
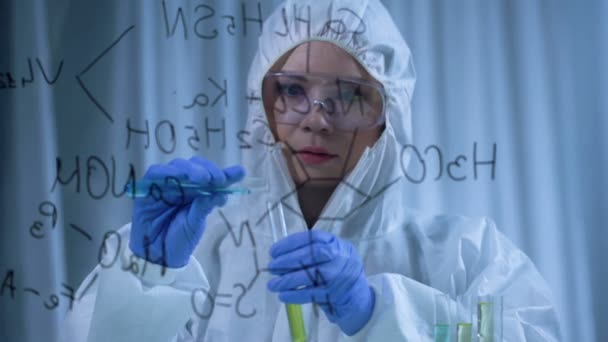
[61,223,210,342]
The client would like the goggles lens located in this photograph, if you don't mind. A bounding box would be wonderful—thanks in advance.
[262,72,386,131]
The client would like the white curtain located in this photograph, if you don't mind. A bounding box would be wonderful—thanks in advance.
[1,1,605,341]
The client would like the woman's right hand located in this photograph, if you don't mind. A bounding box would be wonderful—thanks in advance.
[129,156,245,268]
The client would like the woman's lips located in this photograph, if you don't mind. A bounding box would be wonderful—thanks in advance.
[296,147,337,165]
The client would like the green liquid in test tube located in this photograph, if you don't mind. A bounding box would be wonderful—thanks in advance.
[267,201,307,342]
[434,324,450,342]
[434,294,451,342]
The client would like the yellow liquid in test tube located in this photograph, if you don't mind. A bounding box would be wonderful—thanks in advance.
[477,301,494,342]
[457,323,472,342]
[286,303,307,342]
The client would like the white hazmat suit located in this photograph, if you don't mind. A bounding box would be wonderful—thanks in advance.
[63,0,561,340]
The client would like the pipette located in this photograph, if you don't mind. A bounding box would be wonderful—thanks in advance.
[267,201,307,342]
[124,177,267,198]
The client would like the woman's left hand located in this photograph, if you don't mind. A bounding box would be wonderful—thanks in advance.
[267,230,375,336]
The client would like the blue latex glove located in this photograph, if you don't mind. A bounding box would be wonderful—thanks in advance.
[267,230,375,336]
[130,157,245,268]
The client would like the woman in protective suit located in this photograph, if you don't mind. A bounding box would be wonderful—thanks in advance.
[64,0,561,340]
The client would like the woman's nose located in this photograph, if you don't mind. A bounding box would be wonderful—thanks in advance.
[299,99,334,134]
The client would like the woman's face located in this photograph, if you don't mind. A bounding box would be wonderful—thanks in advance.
[263,41,384,186]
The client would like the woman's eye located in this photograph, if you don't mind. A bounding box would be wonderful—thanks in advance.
[277,83,305,97]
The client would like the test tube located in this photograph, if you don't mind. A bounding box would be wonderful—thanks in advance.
[434,293,451,342]
[456,295,472,342]
[267,201,307,342]
[476,295,503,342]
[477,301,493,342]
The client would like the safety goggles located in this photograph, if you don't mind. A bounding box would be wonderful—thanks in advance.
[262,72,386,131]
